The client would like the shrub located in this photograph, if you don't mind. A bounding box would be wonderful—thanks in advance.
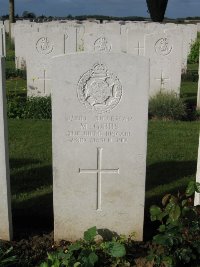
[24,97,52,119]
[40,226,130,267]
[7,96,52,120]
[149,92,187,120]
[147,181,200,267]
[5,67,26,79]
[0,246,17,267]
[188,39,200,64]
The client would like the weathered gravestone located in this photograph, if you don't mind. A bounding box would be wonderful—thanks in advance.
[0,26,6,57]
[51,52,149,241]
[26,26,76,96]
[195,134,200,205]
[0,57,12,240]
[82,23,122,53]
[145,29,182,96]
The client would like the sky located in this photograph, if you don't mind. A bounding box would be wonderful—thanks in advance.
[1,0,200,19]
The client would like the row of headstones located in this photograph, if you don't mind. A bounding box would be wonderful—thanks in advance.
[1,45,200,242]
[0,20,200,242]
[10,21,197,98]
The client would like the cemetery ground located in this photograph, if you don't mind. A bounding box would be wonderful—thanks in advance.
[1,35,200,266]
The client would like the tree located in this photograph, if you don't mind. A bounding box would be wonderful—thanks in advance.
[22,10,36,19]
[146,0,168,22]
[9,0,15,37]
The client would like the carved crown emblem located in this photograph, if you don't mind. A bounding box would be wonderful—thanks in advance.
[77,63,122,113]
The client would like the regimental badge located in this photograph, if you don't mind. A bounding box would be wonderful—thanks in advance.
[36,37,54,55]
[154,37,173,56]
[94,37,112,52]
[77,63,122,113]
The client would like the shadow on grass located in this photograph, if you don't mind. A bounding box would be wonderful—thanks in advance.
[146,160,196,191]
[12,192,53,240]
[10,164,52,195]
[10,158,41,169]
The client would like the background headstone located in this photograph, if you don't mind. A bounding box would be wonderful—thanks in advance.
[145,28,182,96]
[26,26,77,96]
[0,57,13,241]
[0,26,6,57]
[52,52,149,241]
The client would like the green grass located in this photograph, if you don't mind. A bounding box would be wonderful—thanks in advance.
[6,79,27,96]
[180,81,198,102]
[8,119,52,236]
[8,119,199,239]
[187,63,199,71]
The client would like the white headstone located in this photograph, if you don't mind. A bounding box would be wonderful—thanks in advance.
[51,52,149,241]
[82,23,122,53]
[145,29,182,96]
[26,26,77,96]
[195,134,200,205]
[0,57,12,240]
[0,26,6,57]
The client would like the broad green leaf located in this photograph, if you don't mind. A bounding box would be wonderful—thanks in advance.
[163,256,173,267]
[69,242,82,251]
[84,226,97,242]
[150,205,162,216]
[153,234,169,246]
[73,262,81,267]
[40,263,49,267]
[88,252,98,265]
[108,242,126,258]
[158,224,166,233]
[186,181,196,197]
[169,204,181,222]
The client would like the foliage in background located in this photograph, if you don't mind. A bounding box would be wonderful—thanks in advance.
[149,92,187,120]
[6,68,26,79]
[40,226,130,267]
[7,96,52,119]
[188,39,200,64]
[0,246,16,267]
[147,182,200,267]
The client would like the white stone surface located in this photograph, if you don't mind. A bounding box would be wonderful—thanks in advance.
[0,26,6,57]
[52,52,149,241]
[197,23,200,32]
[4,20,9,34]
[26,26,77,96]
[195,134,200,205]
[0,57,12,240]
[82,23,122,53]
[145,29,182,96]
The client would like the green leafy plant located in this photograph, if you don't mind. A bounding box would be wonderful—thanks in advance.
[0,246,17,267]
[7,96,52,119]
[40,226,129,267]
[147,181,200,266]
[149,92,187,120]
[188,39,200,64]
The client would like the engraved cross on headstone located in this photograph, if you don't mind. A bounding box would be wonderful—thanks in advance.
[155,71,170,90]
[134,41,144,56]
[79,147,119,211]
[37,69,51,94]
